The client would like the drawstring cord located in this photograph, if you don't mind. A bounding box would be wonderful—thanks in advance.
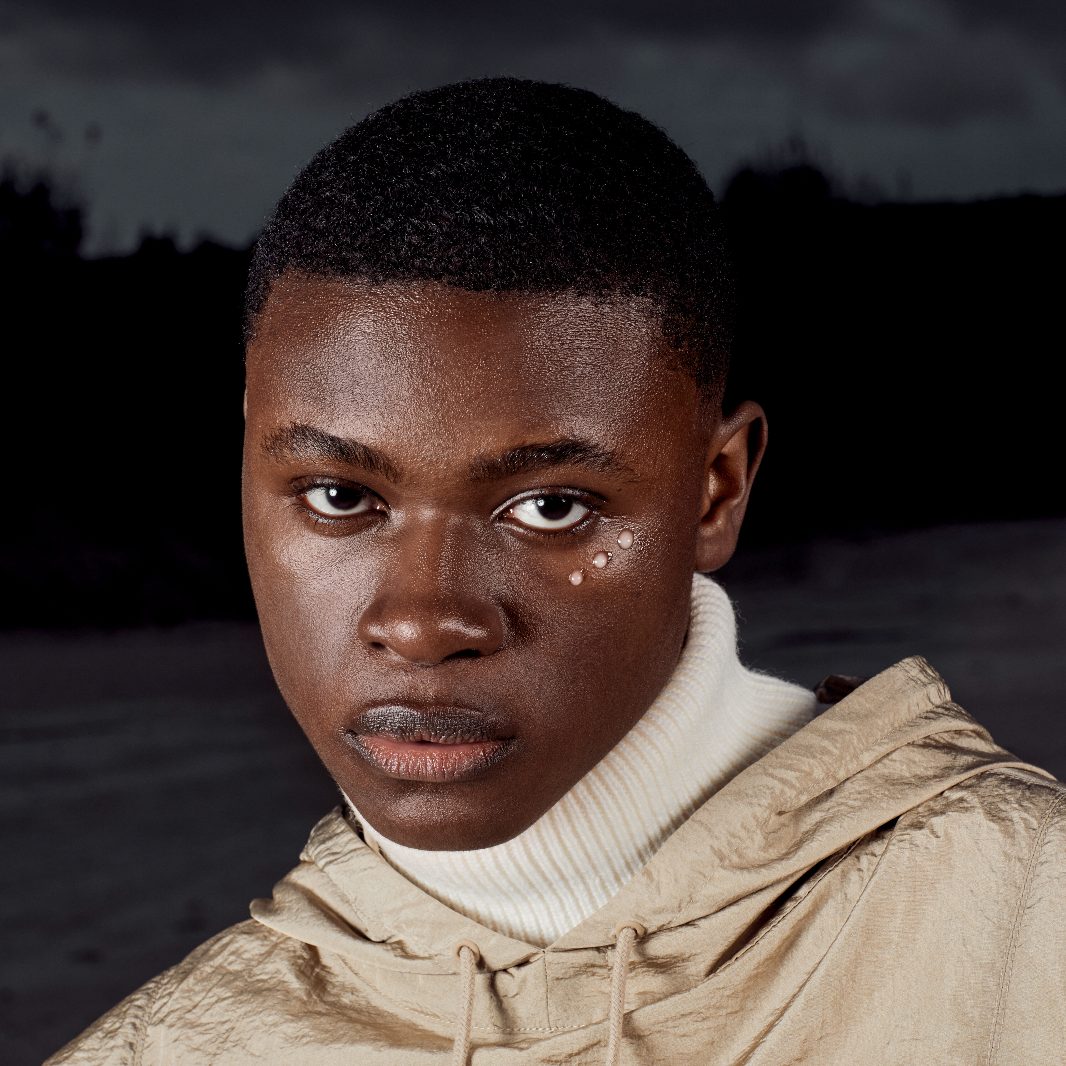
[604,921,645,1066]
[449,922,645,1066]
[451,940,480,1066]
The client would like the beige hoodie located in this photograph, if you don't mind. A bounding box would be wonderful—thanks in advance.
[46,655,1066,1065]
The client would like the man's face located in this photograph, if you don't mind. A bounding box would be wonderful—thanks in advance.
[242,275,732,850]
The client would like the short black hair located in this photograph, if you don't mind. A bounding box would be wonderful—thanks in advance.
[244,77,735,404]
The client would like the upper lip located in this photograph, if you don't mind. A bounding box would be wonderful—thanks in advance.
[347,702,513,744]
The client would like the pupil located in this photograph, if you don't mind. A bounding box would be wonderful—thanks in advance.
[536,496,572,521]
[327,487,362,510]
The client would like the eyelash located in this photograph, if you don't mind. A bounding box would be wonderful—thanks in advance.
[286,479,604,540]
[498,491,604,539]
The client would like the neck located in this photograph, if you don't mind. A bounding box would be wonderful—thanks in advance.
[344,571,819,946]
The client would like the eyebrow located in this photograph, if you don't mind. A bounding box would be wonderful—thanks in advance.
[261,422,641,485]
[263,423,403,481]
[469,436,640,484]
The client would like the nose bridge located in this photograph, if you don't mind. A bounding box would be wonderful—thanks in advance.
[404,506,472,583]
[357,507,505,666]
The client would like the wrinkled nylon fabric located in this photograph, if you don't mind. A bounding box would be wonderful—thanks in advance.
[47,655,1066,1064]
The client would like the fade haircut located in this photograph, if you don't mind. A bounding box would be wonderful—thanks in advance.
[243,76,735,405]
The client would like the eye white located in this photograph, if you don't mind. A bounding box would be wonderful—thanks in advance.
[509,495,591,532]
[303,486,373,518]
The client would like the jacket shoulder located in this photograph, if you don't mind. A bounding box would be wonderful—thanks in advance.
[957,763,1066,805]
[986,781,1066,1063]
[44,918,287,1065]
[879,766,1065,913]
[44,971,168,1066]
[877,768,1066,1060]
[899,764,1066,855]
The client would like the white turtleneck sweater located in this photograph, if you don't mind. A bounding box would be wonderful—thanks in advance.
[343,571,821,947]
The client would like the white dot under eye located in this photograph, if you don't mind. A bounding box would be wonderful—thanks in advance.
[303,485,372,518]
[510,495,591,532]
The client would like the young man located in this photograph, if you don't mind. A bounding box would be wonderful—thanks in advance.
[49,78,1064,1065]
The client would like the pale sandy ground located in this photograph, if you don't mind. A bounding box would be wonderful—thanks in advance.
[3,517,1064,1065]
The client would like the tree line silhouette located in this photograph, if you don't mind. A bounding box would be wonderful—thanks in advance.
[2,159,1062,627]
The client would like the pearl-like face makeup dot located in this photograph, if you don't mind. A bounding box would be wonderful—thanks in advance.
[617,529,635,549]
[592,551,610,568]
[569,569,584,585]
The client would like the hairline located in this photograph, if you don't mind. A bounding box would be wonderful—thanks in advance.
[243,269,728,412]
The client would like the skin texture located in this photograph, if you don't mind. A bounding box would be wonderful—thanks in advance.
[242,274,767,850]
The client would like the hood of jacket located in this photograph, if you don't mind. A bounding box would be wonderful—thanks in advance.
[248,654,1059,1062]
[45,653,1066,1066]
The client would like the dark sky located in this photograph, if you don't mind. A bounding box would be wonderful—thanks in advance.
[3,0,1064,253]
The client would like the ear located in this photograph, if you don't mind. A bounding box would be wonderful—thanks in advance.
[693,400,768,573]
[243,387,248,419]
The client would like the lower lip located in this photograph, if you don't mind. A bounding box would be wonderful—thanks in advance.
[347,734,516,782]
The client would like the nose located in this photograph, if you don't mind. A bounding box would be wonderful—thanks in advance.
[357,514,507,667]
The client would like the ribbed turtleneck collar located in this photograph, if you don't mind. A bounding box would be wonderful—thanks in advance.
[343,571,820,946]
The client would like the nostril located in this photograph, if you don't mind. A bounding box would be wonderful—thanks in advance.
[358,601,507,665]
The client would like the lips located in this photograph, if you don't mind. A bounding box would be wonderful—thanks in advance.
[343,703,517,783]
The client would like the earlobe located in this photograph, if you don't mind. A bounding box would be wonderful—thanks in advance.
[693,400,768,573]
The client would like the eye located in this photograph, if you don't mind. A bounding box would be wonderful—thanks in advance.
[300,484,375,519]
[507,494,592,533]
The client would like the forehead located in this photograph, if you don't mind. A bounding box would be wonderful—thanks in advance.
[245,275,704,453]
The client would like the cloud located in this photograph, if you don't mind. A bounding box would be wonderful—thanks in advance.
[0,0,346,86]
[0,0,876,88]
[2,0,1063,252]
[804,7,1037,126]
[945,0,1066,39]
[4,0,1060,125]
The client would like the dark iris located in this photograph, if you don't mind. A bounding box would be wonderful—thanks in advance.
[326,486,365,511]
[535,495,574,521]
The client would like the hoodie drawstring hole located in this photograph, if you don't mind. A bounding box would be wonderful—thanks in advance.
[451,941,480,1066]
[604,921,644,1066]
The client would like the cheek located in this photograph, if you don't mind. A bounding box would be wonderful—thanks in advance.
[566,525,638,585]
[556,506,690,599]
[542,518,691,683]
[245,517,365,712]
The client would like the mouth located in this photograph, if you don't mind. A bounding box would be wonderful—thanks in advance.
[343,704,518,783]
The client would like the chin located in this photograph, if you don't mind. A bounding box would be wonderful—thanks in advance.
[347,783,536,851]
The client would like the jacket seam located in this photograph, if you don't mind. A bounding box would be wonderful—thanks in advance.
[425,836,877,1035]
[542,953,551,1030]
[710,830,880,982]
[722,823,900,1053]
[779,701,957,812]
[359,967,576,1034]
[132,972,168,1066]
[985,791,1066,1066]
[354,841,868,1038]
[620,819,899,1052]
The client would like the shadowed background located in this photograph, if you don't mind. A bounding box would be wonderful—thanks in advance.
[1,2,1064,1062]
